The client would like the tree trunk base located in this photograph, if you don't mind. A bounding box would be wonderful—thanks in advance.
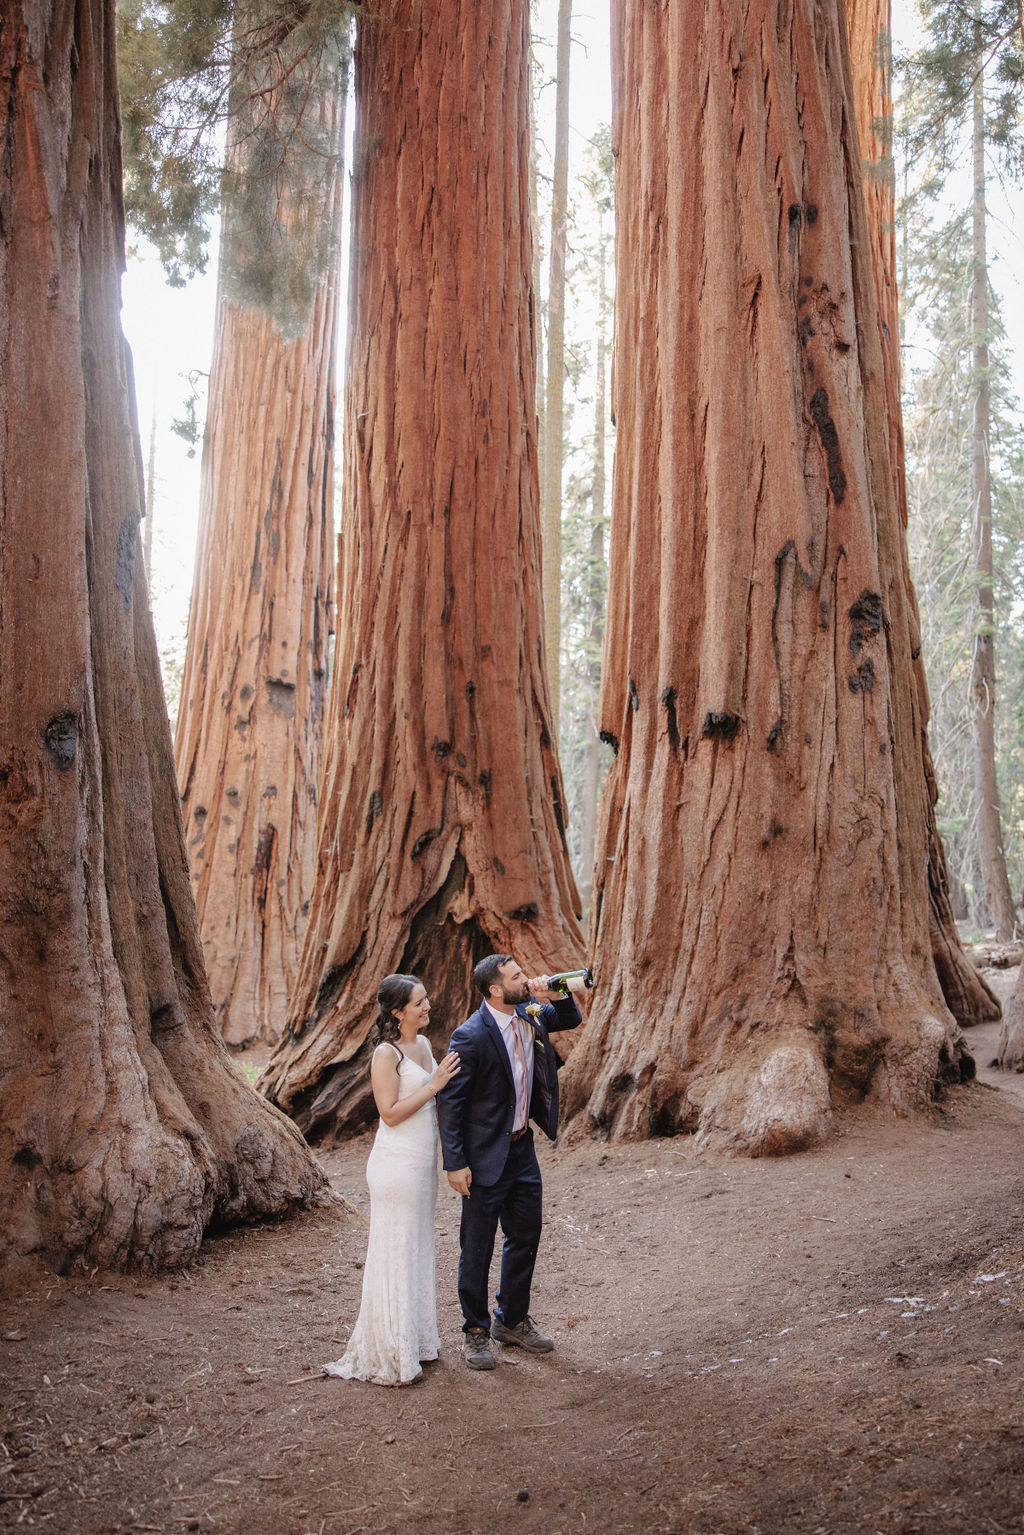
[562,994,975,1156]
[997,982,1024,1071]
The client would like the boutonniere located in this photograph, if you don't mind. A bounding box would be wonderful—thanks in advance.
[524,1003,543,1031]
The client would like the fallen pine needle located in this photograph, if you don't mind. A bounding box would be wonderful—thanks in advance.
[809,1216,838,1223]
[287,1374,324,1386]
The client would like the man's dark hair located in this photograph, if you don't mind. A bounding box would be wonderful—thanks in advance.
[474,954,513,999]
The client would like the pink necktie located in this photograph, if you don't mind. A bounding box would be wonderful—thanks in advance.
[510,1017,528,1130]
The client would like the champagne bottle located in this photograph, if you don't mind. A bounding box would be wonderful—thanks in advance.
[545,968,594,994]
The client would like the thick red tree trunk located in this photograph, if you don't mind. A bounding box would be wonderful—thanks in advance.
[259,0,584,1142]
[0,0,325,1276]
[560,0,971,1153]
[174,111,340,1046]
[847,0,999,1025]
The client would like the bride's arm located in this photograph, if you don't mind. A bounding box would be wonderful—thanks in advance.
[370,1045,460,1128]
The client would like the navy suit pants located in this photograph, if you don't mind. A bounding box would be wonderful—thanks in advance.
[458,1130,542,1332]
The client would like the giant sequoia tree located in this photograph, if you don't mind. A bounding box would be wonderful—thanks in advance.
[259,0,584,1140]
[0,0,325,1274]
[560,0,972,1152]
[847,0,999,1025]
[174,51,343,1048]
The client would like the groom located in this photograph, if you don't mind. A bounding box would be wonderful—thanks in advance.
[437,954,582,1371]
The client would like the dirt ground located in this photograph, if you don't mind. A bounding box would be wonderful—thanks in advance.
[4,983,1024,1535]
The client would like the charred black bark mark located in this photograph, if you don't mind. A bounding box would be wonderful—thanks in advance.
[310,961,353,1027]
[456,752,467,768]
[115,514,138,610]
[240,684,254,702]
[771,538,812,747]
[761,818,786,846]
[551,775,565,837]
[432,739,451,761]
[799,314,816,347]
[266,448,283,562]
[806,204,819,224]
[411,827,438,859]
[43,712,78,770]
[261,784,278,799]
[252,825,277,914]
[492,855,505,875]
[510,903,539,922]
[911,645,921,661]
[365,789,382,834]
[848,658,875,694]
[809,388,846,503]
[628,677,639,711]
[660,687,680,752]
[478,770,492,797]
[12,1146,42,1169]
[265,677,296,716]
[600,730,619,756]
[849,591,883,654]
[819,597,830,629]
[813,998,887,1098]
[702,712,741,742]
[465,681,476,701]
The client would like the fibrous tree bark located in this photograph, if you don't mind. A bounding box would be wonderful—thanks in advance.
[560,0,972,1152]
[258,0,584,1142]
[0,0,326,1276]
[174,73,342,1048]
[847,0,1000,1023]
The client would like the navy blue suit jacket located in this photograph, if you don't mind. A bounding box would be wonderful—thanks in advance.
[436,995,582,1186]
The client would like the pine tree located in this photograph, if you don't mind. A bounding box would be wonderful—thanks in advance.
[902,0,1024,940]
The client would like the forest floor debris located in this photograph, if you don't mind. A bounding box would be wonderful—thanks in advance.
[3,996,1024,1534]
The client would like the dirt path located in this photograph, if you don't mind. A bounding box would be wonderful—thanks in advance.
[4,1010,1024,1535]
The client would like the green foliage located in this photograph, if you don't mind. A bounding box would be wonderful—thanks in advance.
[117,0,353,329]
[900,0,1024,172]
[170,369,208,457]
[897,0,1024,926]
[555,130,615,899]
[902,209,1024,919]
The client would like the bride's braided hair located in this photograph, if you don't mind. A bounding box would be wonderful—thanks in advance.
[371,973,421,1048]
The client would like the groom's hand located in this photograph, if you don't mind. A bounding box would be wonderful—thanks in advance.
[527,974,561,1002]
[447,1167,472,1197]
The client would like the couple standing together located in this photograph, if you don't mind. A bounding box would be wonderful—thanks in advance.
[325,954,582,1385]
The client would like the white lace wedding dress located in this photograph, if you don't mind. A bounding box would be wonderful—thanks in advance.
[324,1047,441,1386]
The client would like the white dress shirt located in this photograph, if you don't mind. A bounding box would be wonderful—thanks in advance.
[484,1000,535,1132]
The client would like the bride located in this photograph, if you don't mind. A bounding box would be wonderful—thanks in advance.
[325,974,460,1386]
